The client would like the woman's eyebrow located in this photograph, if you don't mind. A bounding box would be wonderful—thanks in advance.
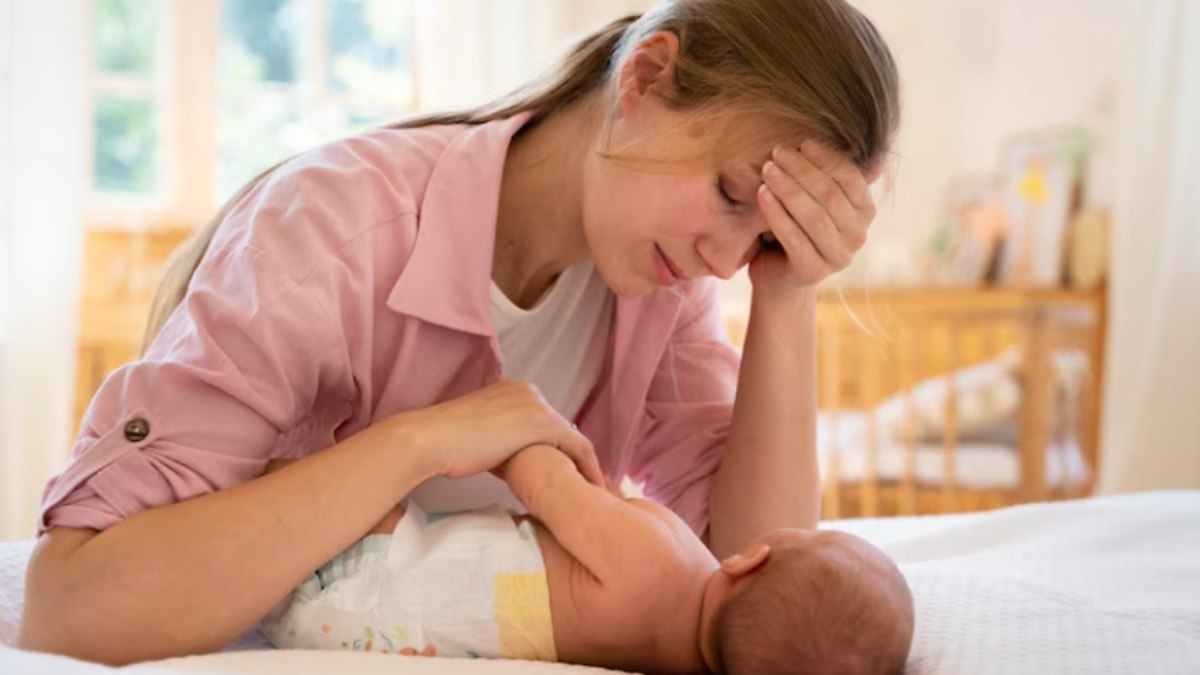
[727,162,766,193]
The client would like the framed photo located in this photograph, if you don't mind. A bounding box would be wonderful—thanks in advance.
[994,129,1090,287]
[925,176,1005,286]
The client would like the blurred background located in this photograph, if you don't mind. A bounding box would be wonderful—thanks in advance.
[0,0,1196,540]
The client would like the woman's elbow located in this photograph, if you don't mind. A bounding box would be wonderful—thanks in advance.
[16,527,118,664]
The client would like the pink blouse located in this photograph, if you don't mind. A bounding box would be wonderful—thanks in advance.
[36,110,742,539]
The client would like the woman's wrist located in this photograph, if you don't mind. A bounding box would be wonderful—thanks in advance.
[382,411,446,483]
[751,282,818,313]
[747,283,818,344]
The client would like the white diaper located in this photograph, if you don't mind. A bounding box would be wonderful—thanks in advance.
[260,501,556,661]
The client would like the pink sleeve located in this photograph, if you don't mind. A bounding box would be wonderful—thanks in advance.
[627,277,741,538]
[36,225,353,538]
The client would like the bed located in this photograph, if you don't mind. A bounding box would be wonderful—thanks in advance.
[3,490,1198,674]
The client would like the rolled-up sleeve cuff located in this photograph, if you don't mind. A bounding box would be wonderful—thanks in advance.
[38,485,124,536]
[35,407,161,538]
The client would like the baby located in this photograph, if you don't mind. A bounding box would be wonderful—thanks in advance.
[260,445,914,673]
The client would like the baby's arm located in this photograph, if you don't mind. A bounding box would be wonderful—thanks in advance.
[503,445,667,582]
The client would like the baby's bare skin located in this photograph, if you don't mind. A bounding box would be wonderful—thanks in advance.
[264,450,817,672]
[341,447,717,672]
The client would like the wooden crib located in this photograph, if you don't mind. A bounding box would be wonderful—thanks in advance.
[77,229,1107,520]
[726,286,1107,518]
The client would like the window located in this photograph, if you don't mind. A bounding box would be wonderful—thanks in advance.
[87,0,417,226]
[90,0,168,207]
[216,0,416,201]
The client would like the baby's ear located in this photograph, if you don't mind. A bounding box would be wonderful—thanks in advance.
[719,542,770,578]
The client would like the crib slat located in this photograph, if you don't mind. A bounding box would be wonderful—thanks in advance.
[821,318,842,521]
[863,347,880,517]
[1020,312,1050,502]
[942,320,960,512]
[897,321,918,515]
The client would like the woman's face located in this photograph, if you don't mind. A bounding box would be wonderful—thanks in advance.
[581,102,780,298]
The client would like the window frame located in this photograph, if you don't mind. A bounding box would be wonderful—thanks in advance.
[85,0,418,232]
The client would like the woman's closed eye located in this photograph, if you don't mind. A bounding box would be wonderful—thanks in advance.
[715,176,779,251]
[715,177,740,207]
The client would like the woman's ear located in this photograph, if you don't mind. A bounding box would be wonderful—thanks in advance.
[719,542,771,578]
[617,31,680,114]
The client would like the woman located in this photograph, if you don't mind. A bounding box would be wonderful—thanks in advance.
[18,0,898,665]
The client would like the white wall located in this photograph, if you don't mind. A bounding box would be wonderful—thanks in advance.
[842,0,1139,285]
[413,0,656,112]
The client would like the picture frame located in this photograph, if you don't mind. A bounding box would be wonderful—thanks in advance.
[994,129,1090,287]
[925,175,1005,286]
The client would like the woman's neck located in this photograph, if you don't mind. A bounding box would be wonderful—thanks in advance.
[493,99,600,309]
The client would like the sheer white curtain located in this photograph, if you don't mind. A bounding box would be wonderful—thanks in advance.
[0,0,87,541]
[1098,0,1200,492]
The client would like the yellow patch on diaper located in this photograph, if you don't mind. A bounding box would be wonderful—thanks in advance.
[494,572,557,662]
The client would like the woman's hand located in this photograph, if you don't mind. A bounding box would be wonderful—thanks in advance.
[395,378,604,486]
[751,142,883,293]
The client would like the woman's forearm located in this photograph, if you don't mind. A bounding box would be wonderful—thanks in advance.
[19,417,437,666]
[709,285,821,558]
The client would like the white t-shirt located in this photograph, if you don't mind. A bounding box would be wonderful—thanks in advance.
[408,259,614,514]
[489,258,614,420]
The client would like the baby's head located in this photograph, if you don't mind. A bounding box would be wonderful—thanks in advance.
[700,529,913,675]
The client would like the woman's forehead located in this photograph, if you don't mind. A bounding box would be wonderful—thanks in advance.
[609,109,799,176]
[695,111,800,167]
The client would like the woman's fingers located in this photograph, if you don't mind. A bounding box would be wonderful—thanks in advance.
[509,379,603,486]
[758,141,881,276]
[757,183,813,267]
[795,142,876,252]
[555,422,604,487]
[771,144,859,237]
[798,141,877,214]
[761,160,853,270]
[415,378,607,486]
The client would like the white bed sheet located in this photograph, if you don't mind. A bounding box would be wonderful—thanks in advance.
[3,490,1199,674]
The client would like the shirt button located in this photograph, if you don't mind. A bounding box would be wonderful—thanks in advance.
[123,418,150,443]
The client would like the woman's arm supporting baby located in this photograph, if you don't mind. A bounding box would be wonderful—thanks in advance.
[264,446,666,583]
[264,458,405,535]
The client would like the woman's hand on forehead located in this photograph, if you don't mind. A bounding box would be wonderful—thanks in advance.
[750,141,879,290]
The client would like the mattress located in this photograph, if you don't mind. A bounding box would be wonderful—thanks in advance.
[3,490,1199,674]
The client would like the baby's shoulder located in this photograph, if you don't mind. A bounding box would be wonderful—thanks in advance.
[625,498,698,545]
[614,499,701,580]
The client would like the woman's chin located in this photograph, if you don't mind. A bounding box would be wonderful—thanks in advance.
[593,258,654,298]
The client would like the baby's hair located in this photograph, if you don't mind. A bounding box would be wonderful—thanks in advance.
[710,532,914,675]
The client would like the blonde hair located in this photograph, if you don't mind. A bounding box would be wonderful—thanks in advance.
[140,0,900,355]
